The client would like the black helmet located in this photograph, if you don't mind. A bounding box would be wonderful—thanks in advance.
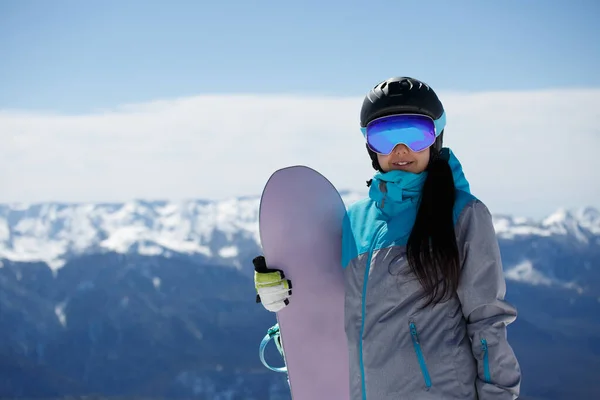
[360,77,446,171]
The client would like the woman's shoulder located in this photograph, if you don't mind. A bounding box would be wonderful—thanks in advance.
[453,190,495,234]
[453,189,479,222]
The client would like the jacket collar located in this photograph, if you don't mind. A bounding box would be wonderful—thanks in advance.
[368,148,471,217]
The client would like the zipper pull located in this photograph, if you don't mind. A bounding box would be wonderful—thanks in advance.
[409,322,419,343]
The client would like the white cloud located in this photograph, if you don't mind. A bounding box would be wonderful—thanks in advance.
[2,88,599,218]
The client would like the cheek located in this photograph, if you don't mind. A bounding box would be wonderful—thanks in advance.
[376,154,392,171]
[418,149,431,164]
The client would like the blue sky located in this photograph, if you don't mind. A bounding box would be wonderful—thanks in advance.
[2,0,600,217]
[1,0,598,113]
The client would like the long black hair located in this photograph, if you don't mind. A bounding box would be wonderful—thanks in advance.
[367,147,460,308]
[406,149,459,308]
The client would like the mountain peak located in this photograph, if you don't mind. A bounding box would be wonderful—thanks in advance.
[575,206,600,234]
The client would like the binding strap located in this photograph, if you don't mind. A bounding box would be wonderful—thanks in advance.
[259,323,288,373]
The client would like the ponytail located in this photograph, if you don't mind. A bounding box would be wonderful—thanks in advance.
[406,150,460,308]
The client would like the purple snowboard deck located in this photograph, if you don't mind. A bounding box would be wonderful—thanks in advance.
[258,165,350,399]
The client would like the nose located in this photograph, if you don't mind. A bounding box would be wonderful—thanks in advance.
[392,143,409,154]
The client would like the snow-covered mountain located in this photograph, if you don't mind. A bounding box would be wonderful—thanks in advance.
[493,206,600,293]
[0,197,262,271]
[493,206,600,240]
[1,194,599,292]
[0,191,366,270]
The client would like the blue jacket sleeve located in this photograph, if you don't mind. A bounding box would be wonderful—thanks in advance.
[455,200,522,399]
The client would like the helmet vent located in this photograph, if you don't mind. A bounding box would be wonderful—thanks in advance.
[387,80,407,96]
[401,79,413,89]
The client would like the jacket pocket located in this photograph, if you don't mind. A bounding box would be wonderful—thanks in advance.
[409,321,432,388]
[480,338,491,383]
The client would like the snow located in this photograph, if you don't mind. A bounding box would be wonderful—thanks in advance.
[0,196,597,293]
[505,259,584,292]
[0,198,257,268]
[0,219,9,242]
[7,202,31,211]
[55,302,67,327]
[492,215,552,239]
[139,243,164,256]
[576,207,600,234]
[219,246,239,258]
[541,208,590,243]
[505,260,553,286]
[493,206,595,243]
[152,277,161,289]
[543,208,570,226]
[101,226,147,253]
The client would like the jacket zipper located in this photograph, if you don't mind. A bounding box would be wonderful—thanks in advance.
[409,321,432,389]
[481,338,491,383]
[359,183,387,400]
[358,223,385,400]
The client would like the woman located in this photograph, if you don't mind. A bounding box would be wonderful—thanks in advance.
[254,76,521,399]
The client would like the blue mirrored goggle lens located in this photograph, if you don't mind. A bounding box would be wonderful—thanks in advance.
[361,114,437,155]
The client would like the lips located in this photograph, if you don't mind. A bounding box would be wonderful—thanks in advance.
[392,161,413,166]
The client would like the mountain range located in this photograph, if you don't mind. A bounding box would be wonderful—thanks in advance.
[1,193,599,399]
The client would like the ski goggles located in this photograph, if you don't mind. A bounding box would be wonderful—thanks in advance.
[360,112,446,154]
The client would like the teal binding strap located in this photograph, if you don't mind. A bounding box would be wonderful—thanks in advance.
[259,323,288,373]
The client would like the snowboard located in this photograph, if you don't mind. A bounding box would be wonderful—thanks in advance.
[257,165,350,399]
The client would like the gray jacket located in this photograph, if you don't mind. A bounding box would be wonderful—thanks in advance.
[341,151,521,399]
